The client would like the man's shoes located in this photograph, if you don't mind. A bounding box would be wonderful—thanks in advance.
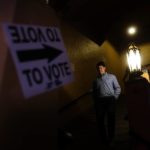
[124,113,128,120]
[99,139,110,149]
[108,139,115,149]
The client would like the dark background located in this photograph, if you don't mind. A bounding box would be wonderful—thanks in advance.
[48,0,150,52]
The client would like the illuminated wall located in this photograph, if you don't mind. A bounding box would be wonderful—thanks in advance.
[0,0,125,148]
[59,22,125,123]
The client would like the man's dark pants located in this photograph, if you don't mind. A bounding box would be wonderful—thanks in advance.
[94,96,116,144]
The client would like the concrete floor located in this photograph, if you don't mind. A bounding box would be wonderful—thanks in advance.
[59,97,134,150]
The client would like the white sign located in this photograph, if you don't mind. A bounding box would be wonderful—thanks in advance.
[3,23,74,98]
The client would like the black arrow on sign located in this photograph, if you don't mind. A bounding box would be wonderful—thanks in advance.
[16,44,63,63]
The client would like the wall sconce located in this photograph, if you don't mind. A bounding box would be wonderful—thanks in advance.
[127,43,141,72]
[126,43,142,80]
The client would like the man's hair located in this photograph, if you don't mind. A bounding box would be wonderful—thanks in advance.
[96,61,106,69]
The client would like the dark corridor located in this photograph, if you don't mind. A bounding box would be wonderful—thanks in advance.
[59,95,132,150]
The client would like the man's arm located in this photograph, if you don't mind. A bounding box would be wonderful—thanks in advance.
[113,75,121,99]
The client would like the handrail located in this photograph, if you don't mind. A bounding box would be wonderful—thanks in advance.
[59,90,93,113]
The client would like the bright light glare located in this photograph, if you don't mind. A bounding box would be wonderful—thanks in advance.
[46,0,49,4]
[127,26,137,35]
[127,49,141,72]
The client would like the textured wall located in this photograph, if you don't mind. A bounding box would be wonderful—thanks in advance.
[0,0,59,149]
[0,0,17,147]
[0,0,130,148]
[140,44,150,65]
[59,22,125,125]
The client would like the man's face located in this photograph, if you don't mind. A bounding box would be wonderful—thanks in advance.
[98,65,106,75]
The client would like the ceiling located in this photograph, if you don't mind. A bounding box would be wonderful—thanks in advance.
[48,0,150,52]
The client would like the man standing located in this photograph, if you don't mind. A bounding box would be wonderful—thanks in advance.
[92,61,121,147]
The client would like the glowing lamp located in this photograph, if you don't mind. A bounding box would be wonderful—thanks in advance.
[127,43,141,72]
